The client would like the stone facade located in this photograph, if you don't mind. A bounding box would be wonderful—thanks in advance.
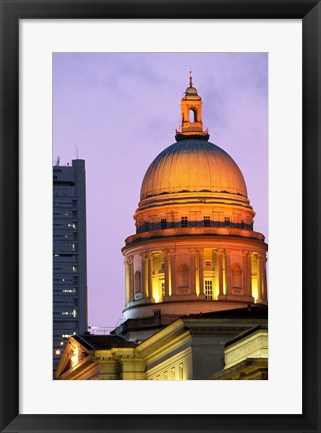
[56,307,268,380]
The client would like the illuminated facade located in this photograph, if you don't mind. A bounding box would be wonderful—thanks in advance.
[56,306,267,380]
[53,159,88,374]
[209,325,268,380]
[122,77,268,321]
[56,78,269,381]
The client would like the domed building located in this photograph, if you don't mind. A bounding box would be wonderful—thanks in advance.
[55,76,269,381]
[122,76,268,323]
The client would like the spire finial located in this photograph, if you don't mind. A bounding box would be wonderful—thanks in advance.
[189,69,193,87]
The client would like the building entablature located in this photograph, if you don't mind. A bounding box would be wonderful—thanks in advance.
[123,229,267,249]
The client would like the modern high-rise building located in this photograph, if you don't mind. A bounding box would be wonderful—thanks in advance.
[53,159,88,374]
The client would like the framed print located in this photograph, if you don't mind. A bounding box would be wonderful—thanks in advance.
[0,1,320,432]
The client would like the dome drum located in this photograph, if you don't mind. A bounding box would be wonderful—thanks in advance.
[122,238,267,320]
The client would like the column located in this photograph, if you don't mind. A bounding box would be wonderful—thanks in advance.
[170,251,176,296]
[124,259,130,304]
[189,249,197,296]
[225,249,232,296]
[242,251,248,294]
[217,249,225,299]
[148,253,153,300]
[164,251,170,298]
[257,254,263,303]
[263,257,268,302]
[198,249,205,298]
[142,254,148,299]
[243,250,254,301]
[128,255,134,302]
[247,252,253,298]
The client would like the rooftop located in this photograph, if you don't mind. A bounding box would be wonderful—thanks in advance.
[74,334,137,350]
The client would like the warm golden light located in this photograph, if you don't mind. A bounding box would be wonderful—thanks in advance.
[222,252,227,295]
[251,253,258,302]
[70,345,79,368]
[55,349,61,355]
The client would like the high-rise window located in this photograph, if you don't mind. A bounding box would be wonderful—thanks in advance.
[224,217,231,227]
[161,218,167,229]
[205,280,213,300]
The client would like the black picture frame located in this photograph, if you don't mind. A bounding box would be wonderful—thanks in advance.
[1,1,320,432]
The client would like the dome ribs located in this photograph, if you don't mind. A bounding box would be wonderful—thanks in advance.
[140,139,248,200]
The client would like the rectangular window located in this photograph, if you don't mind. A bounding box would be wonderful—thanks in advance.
[153,309,161,316]
[240,220,245,229]
[161,218,167,229]
[224,217,231,227]
[203,216,211,227]
[163,371,168,380]
[161,282,165,297]
[181,216,188,227]
[205,280,213,300]
[205,260,211,267]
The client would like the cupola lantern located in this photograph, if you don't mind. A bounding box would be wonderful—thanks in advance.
[175,71,209,141]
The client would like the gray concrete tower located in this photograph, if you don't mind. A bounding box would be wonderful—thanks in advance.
[53,159,88,375]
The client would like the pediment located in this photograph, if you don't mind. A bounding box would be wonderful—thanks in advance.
[55,338,90,378]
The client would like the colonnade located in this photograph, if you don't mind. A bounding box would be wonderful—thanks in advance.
[124,248,267,305]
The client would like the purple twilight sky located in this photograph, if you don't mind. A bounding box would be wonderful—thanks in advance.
[53,52,268,331]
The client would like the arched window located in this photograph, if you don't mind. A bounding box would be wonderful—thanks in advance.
[177,264,189,288]
[135,270,142,293]
[189,109,197,122]
[232,264,242,289]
